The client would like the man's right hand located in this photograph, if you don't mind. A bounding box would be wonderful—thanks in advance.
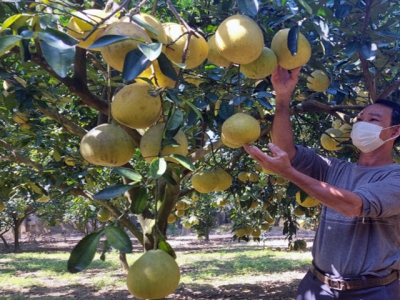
[271,66,301,101]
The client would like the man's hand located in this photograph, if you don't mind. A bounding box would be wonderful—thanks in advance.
[243,143,294,178]
[271,66,301,100]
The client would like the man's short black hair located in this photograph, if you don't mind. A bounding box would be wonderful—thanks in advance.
[374,99,400,144]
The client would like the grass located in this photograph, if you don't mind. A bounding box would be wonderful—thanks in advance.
[0,246,312,299]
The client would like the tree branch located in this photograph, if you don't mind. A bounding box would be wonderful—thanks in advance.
[36,106,87,138]
[0,140,42,170]
[188,140,224,163]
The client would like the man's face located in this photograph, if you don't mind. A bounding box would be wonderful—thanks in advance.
[356,104,394,140]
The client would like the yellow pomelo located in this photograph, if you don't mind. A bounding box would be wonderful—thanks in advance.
[207,34,231,67]
[240,47,277,79]
[163,23,209,69]
[307,70,331,92]
[295,191,319,208]
[251,228,261,238]
[263,167,276,175]
[261,222,270,231]
[254,164,263,172]
[112,82,161,129]
[332,119,342,129]
[12,110,29,124]
[215,15,264,64]
[296,239,307,250]
[244,225,252,235]
[293,206,305,216]
[168,213,177,223]
[216,198,227,206]
[97,207,111,222]
[139,123,188,163]
[175,210,185,217]
[0,200,5,213]
[275,176,286,185]
[250,200,259,209]
[175,200,186,210]
[183,74,205,86]
[212,168,233,191]
[221,113,260,146]
[20,123,31,130]
[182,220,192,229]
[248,172,259,182]
[265,212,275,224]
[235,228,247,237]
[136,60,177,88]
[100,22,152,71]
[221,133,242,148]
[192,170,218,193]
[320,128,344,151]
[80,123,136,167]
[339,123,352,140]
[37,195,51,203]
[67,9,114,51]
[271,28,311,70]
[133,12,167,43]
[127,249,180,299]
[238,172,249,182]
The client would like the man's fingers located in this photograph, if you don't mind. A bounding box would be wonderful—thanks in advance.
[291,66,302,78]
[268,142,284,157]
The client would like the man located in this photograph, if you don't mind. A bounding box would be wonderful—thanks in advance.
[244,66,400,300]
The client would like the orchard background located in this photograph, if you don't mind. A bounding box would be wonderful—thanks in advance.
[1,0,400,297]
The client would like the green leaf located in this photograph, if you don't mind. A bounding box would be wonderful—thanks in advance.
[164,154,194,171]
[150,157,167,179]
[36,27,78,47]
[297,0,313,15]
[237,0,259,17]
[138,43,162,62]
[67,229,104,273]
[158,240,177,259]
[88,34,131,49]
[0,35,22,57]
[93,184,133,200]
[122,48,151,82]
[360,42,377,61]
[162,173,178,185]
[4,93,18,110]
[104,226,133,253]
[344,41,360,57]
[286,182,300,197]
[131,15,158,37]
[157,53,178,81]
[287,25,300,56]
[167,109,184,131]
[130,187,148,214]
[112,167,142,182]
[1,14,32,33]
[37,28,77,78]
[40,40,75,78]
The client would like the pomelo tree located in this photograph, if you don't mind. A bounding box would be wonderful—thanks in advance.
[1,0,400,295]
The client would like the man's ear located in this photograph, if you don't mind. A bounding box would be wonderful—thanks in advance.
[393,125,400,138]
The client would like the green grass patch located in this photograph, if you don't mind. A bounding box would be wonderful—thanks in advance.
[0,247,311,298]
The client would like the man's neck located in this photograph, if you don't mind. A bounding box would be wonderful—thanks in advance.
[357,150,394,167]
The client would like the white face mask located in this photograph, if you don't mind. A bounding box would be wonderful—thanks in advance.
[351,121,399,153]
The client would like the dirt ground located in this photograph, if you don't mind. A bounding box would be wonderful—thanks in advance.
[0,228,314,300]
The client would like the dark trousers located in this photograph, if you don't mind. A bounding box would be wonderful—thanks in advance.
[296,270,400,300]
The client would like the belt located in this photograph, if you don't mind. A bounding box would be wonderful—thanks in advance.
[310,265,399,291]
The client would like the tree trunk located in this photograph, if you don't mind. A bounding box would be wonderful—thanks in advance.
[0,233,9,249]
[13,219,23,252]
[119,251,129,271]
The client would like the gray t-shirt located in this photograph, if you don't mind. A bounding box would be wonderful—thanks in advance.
[291,145,400,277]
